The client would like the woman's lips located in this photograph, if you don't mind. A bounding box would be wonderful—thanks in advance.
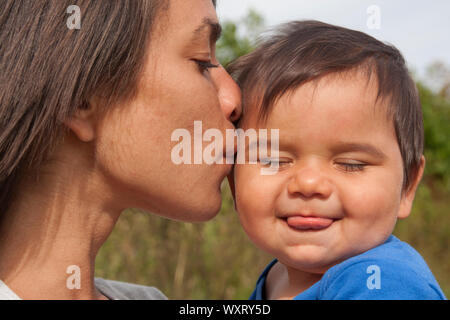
[285,216,335,230]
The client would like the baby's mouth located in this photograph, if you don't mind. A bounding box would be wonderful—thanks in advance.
[283,215,337,231]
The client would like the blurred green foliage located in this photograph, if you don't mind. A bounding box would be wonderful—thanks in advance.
[419,82,450,189]
[96,11,450,299]
[216,8,265,67]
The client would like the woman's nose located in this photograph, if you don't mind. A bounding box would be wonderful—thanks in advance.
[211,65,242,123]
[287,166,333,199]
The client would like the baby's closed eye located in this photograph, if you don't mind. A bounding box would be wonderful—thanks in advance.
[334,161,368,172]
[258,157,292,167]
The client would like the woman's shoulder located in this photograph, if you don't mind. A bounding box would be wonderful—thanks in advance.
[94,278,168,300]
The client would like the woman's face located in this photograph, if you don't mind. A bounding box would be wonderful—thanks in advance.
[94,0,241,221]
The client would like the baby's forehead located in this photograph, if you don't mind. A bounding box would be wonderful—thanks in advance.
[239,69,393,129]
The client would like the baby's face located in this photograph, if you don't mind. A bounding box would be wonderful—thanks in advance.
[233,71,411,274]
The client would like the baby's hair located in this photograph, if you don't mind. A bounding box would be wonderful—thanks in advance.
[228,20,423,193]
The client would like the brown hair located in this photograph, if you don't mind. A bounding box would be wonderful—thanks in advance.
[228,20,423,192]
[0,0,170,214]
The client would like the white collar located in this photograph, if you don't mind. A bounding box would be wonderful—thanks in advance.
[0,280,21,300]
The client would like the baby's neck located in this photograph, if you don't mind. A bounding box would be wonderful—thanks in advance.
[265,262,323,300]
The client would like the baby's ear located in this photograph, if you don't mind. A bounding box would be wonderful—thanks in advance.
[398,155,426,219]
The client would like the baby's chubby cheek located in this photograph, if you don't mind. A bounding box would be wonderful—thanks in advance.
[339,177,402,248]
[234,165,279,237]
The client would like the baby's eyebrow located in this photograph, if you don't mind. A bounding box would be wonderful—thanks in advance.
[331,142,387,159]
[246,139,272,151]
[246,140,259,152]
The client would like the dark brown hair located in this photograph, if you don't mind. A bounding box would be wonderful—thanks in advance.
[228,20,423,192]
[0,0,169,214]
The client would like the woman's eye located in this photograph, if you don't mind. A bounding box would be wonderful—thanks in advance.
[336,162,367,172]
[193,59,219,73]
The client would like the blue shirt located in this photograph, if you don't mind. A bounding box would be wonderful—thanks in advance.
[250,235,446,300]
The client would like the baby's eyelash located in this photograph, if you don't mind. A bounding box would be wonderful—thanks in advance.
[259,158,291,167]
[256,158,368,173]
[337,163,367,172]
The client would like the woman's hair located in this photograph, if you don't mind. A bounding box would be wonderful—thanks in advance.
[0,0,166,214]
[228,20,423,193]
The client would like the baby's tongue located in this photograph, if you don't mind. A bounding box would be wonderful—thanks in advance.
[286,216,334,230]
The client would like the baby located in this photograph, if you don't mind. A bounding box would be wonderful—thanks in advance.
[227,21,446,300]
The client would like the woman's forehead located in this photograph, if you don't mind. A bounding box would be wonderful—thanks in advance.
[161,0,219,35]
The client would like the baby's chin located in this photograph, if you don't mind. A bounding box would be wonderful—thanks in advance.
[277,238,389,275]
[275,244,350,274]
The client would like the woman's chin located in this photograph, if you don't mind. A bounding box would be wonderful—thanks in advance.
[142,190,223,223]
[182,194,223,223]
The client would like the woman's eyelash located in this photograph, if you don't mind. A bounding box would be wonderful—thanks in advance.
[193,60,219,73]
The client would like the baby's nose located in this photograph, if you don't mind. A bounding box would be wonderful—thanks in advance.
[287,167,333,199]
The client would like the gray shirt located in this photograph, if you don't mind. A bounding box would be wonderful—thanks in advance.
[0,278,167,300]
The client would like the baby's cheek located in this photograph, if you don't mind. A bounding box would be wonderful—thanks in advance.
[234,166,277,225]
[234,166,284,254]
[341,179,401,239]
[236,169,266,213]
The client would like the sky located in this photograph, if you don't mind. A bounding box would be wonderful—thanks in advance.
[216,0,450,80]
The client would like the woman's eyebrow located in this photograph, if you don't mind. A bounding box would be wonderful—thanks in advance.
[191,17,222,44]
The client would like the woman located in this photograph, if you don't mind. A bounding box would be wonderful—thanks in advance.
[0,0,241,299]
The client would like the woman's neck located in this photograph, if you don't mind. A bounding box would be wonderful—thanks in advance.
[0,140,121,299]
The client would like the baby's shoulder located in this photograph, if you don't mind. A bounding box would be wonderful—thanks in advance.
[318,236,446,300]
